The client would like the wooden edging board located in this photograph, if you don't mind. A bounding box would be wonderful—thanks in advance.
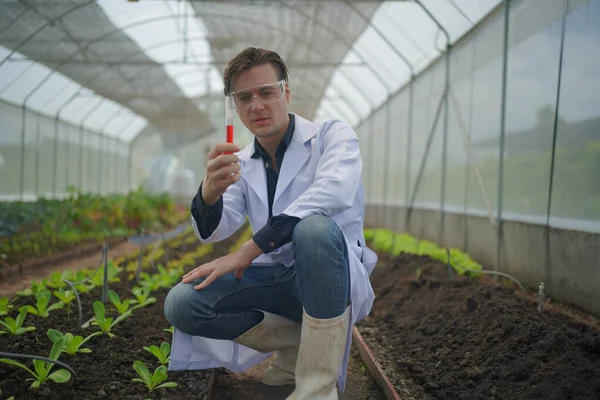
[352,326,402,400]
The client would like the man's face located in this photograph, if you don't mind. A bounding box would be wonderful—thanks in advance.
[232,64,290,140]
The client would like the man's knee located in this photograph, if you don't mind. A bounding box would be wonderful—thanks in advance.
[164,282,212,335]
[292,215,344,251]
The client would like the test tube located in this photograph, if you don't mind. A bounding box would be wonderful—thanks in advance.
[226,96,234,144]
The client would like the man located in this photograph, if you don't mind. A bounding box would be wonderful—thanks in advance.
[164,47,377,400]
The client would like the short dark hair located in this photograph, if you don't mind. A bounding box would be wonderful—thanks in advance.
[223,47,290,96]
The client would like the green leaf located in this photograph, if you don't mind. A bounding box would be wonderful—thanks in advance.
[49,337,65,360]
[156,382,178,389]
[48,369,71,383]
[0,358,35,376]
[47,328,64,343]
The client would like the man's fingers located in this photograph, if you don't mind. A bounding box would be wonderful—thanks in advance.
[234,269,244,280]
[208,154,239,170]
[208,144,240,160]
[182,265,213,283]
[195,271,219,290]
[212,163,241,180]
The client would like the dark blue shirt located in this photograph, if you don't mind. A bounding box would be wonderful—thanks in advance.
[191,114,301,254]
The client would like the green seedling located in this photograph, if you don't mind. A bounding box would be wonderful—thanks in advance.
[132,360,177,391]
[139,273,161,292]
[130,286,157,310]
[15,280,46,297]
[90,262,122,287]
[143,342,171,365]
[0,296,13,317]
[130,286,157,304]
[0,337,71,388]
[52,288,76,305]
[91,301,132,337]
[18,290,64,318]
[47,328,102,355]
[53,288,76,317]
[107,290,132,315]
[163,326,174,334]
[0,310,36,335]
[44,271,66,290]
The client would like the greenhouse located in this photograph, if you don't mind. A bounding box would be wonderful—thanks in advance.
[1,0,599,399]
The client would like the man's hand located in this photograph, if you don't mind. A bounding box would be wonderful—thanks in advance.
[182,239,263,290]
[202,143,241,205]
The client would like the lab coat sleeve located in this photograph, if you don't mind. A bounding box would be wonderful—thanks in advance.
[191,177,247,243]
[282,122,362,220]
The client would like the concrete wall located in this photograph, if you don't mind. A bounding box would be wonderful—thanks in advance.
[365,204,600,316]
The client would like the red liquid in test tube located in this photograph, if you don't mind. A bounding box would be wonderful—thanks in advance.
[225,96,234,153]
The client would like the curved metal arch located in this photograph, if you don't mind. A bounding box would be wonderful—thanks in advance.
[276,0,393,98]
[277,0,391,103]
[343,0,415,77]
[10,10,374,148]
[193,10,377,110]
[0,7,30,37]
[124,10,378,143]
[0,0,95,68]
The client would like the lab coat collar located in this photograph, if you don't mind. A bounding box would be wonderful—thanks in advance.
[239,113,318,209]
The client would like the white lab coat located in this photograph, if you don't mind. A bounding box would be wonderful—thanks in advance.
[169,113,377,391]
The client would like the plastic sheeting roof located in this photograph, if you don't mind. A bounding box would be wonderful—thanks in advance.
[0,0,502,144]
[0,0,212,144]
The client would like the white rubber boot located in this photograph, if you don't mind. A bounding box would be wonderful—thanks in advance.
[286,306,351,400]
[233,311,301,386]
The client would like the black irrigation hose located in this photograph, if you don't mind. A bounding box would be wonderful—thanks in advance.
[63,244,108,327]
[0,352,76,378]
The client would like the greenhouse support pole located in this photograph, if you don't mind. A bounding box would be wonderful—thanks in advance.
[19,72,60,200]
[405,86,448,228]
[113,116,137,192]
[404,78,415,233]
[96,106,121,195]
[496,0,511,274]
[52,90,82,196]
[34,118,41,197]
[127,143,133,193]
[545,0,568,293]
[77,98,105,191]
[382,99,392,229]
[414,0,451,245]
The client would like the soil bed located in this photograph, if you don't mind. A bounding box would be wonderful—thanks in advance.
[357,252,600,400]
[0,229,240,400]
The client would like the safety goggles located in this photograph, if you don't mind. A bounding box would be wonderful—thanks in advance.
[230,80,286,110]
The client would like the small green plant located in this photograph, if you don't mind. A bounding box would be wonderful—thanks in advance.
[90,262,122,287]
[17,290,63,318]
[52,288,76,305]
[130,286,157,309]
[0,297,13,317]
[53,288,76,317]
[0,310,36,336]
[47,328,102,355]
[44,271,66,290]
[91,301,132,337]
[107,290,132,315]
[15,280,46,297]
[132,360,177,391]
[0,337,71,388]
[143,342,171,365]
[163,325,174,334]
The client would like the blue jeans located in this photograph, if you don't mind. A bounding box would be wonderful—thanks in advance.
[164,215,350,340]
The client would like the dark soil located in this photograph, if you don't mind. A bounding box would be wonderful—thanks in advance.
[357,252,600,400]
[0,228,241,400]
